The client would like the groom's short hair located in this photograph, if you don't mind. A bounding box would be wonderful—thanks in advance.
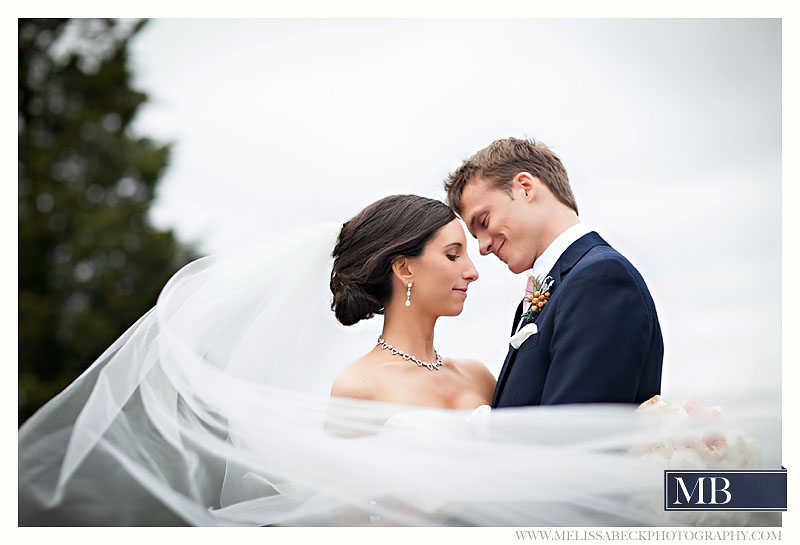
[444,137,579,216]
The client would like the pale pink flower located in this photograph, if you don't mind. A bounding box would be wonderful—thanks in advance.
[702,435,727,459]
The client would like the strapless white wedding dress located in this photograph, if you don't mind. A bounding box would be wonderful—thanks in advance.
[381,404,491,432]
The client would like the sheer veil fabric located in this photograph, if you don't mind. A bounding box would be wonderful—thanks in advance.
[18,224,780,526]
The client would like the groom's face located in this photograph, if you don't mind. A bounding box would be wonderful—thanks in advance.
[459,177,538,274]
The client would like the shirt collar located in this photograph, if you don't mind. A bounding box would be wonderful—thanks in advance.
[529,222,592,281]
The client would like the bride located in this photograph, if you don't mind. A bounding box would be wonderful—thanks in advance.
[18,194,778,526]
[329,195,494,409]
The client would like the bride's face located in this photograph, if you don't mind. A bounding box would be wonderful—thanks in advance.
[408,219,479,317]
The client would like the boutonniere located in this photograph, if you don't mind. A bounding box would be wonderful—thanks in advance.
[521,274,554,324]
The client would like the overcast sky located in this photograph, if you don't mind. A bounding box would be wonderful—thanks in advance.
[127,19,781,403]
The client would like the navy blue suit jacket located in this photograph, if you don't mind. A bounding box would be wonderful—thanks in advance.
[492,232,663,407]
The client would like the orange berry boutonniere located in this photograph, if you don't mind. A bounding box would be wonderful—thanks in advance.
[521,274,554,324]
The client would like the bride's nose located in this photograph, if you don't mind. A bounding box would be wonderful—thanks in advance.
[463,260,479,282]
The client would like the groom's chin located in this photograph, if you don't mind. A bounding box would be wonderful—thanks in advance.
[506,257,534,274]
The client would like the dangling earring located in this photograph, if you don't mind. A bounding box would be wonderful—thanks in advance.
[405,282,412,307]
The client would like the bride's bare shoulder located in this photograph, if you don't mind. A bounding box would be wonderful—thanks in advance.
[447,357,496,386]
[330,356,381,400]
[447,356,487,372]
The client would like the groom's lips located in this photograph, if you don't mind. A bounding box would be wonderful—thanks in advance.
[495,240,506,260]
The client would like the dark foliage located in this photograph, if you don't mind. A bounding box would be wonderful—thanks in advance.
[19,19,196,424]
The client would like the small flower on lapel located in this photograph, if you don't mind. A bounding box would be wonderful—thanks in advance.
[521,274,554,324]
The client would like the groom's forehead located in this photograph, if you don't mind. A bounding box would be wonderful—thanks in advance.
[462,182,497,218]
[459,181,486,216]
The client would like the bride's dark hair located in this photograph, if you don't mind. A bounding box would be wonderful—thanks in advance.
[330,195,456,326]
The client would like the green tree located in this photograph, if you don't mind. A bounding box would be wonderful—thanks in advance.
[19,19,196,425]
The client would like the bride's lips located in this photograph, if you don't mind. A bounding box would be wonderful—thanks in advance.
[453,288,468,297]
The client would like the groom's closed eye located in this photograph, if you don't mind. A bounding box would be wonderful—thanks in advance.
[468,214,488,238]
[467,211,484,237]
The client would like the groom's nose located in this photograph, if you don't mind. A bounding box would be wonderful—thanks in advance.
[478,235,492,256]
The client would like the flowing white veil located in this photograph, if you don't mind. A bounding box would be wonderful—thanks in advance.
[18,223,781,526]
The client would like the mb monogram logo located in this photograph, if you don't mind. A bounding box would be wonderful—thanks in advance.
[672,476,731,506]
[664,469,787,512]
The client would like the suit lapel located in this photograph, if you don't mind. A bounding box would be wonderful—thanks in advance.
[491,344,517,407]
[491,232,609,407]
[549,231,608,281]
[509,299,524,336]
[491,300,524,407]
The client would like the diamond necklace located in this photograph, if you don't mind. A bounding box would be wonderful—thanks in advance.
[376,337,443,371]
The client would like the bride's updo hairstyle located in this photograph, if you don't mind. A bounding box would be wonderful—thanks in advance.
[330,195,456,326]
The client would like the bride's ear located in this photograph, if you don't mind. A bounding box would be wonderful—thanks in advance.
[391,257,413,286]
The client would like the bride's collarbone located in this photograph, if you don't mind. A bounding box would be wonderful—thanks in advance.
[371,356,465,379]
[378,359,477,393]
[337,354,485,407]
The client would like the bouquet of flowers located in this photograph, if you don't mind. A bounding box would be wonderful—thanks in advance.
[632,395,761,470]
[630,395,762,526]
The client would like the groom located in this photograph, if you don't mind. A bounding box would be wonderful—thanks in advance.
[444,137,663,407]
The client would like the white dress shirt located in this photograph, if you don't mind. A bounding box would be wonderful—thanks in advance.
[528,222,593,281]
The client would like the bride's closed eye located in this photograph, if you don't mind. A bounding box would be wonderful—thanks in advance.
[447,254,460,261]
